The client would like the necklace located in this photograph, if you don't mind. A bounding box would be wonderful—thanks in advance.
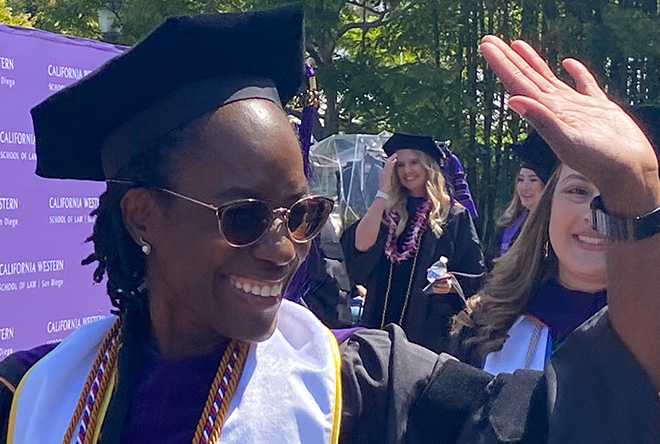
[384,198,432,264]
[379,247,421,328]
[62,318,249,444]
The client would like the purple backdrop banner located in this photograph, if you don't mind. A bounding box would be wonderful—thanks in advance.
[0,25,125,360]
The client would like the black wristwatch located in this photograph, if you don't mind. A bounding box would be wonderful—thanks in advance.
[590,195,660,241]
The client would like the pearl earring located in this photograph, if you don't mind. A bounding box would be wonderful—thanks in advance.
[140,237,152,255]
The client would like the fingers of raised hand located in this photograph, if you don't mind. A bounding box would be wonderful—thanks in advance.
[507,96,576,160]
[562,58,608,99]
[387,154,397,166]
[480,36,558,96]
[480,40,540,97]
[510,40,568,92]
[380,155,397,191]
[383,155,396,174]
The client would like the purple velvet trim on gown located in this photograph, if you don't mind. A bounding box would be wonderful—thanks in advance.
[0,343,56,366]
[500,212,527,255]
[525,279,607,345]
[332,327,364,344]
[120,341,226,444]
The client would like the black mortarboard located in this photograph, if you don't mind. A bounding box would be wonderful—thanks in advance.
[32,4,304,181]
[382,133,445,167]
[511,130,558,184]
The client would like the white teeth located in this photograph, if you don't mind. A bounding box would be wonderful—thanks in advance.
[231,277,282,298]
[577,235,609,245]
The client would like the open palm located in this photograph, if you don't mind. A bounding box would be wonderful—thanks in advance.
[480,35,658,205]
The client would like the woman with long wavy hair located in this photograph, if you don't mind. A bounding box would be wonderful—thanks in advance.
[486,131,556,269]
[450,106,659,373]
[341,133,485,353]
[451,163,609,373]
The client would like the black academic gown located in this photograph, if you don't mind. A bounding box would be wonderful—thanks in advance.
[302,222,354,329]
[454,307,660,444]
[341,204,485,353]
[1,309,659,444]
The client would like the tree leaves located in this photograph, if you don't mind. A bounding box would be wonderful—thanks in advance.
[0,0,34,26]
[5,0,660,243]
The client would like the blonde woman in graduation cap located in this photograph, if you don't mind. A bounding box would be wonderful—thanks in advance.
[341,133,485,353]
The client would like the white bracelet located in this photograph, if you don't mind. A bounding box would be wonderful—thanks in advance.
[375,190,389,200]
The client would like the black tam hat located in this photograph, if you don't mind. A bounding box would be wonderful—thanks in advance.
[383,133,445,167]
[32,4,305,181]
[511,130,559,184]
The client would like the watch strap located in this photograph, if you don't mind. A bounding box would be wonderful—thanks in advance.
[590,195,660,242]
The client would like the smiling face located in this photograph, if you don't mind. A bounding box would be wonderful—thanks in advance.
[395,148,429,197]
[549,165,610,291]
[516,167,544,210]
[141,100,309,349]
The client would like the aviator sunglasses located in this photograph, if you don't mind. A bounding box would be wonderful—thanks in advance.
[157,188,334,247]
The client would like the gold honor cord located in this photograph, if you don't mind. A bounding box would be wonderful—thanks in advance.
[379,247,421,329]
[191,340,249,444]
[62,319,121,444]
[62,320,249,444]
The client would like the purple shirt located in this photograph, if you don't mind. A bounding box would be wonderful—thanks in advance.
[120,341,226,444]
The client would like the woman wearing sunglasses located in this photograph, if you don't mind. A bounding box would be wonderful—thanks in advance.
[341,133,485,353]
[2,7,659,444]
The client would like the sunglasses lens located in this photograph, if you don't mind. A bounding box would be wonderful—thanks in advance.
[221,201,272,246]
[288,197,333,241]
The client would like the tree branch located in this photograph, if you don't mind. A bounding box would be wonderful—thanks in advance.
[344,0,384,17]
[336,0,420,39]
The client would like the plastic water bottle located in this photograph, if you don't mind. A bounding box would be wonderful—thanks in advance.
[427,256,449,283]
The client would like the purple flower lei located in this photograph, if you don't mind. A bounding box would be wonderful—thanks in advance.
[384,198,432,264]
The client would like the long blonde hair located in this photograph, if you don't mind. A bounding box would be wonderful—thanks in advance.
[497,174,526,227]
[451,167,561,358]
[387,150,451,238]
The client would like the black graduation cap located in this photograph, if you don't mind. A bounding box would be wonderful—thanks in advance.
[511,130,558,184]
[32,4,304,181]
[382,133,445,167]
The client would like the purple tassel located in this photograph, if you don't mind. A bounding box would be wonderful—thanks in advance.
[442,152,479,219]
[299,105,317,180]
[283,238,317,303]
[286,63,320,303]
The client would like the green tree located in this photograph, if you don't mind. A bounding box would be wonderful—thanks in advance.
[0,0,34,26]
[6,0,660,246]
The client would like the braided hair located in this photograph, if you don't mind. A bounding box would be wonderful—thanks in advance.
[81,115,210,314]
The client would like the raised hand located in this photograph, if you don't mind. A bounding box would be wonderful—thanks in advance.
[480,35,660,390]
[480,35,660,214]
[380,154,397,195]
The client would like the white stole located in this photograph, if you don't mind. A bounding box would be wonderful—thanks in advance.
[8,300,341,444]
[482,314,550,375]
